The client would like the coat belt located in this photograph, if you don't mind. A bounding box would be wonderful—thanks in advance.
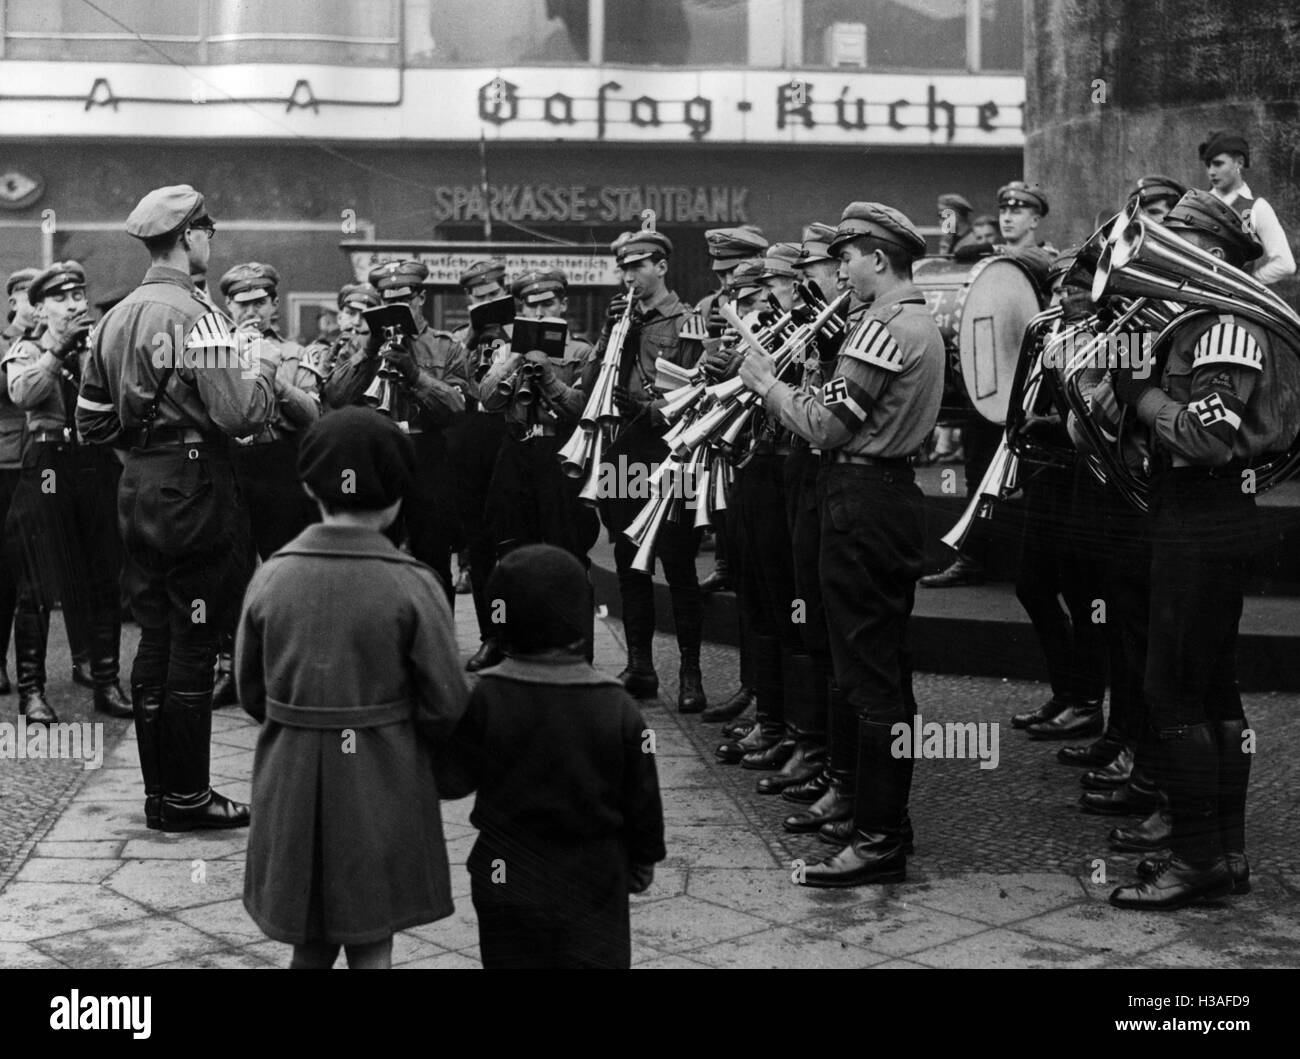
[265,697,412,729]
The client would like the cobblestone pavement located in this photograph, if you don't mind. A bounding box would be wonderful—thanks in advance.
[1,603,1297,969]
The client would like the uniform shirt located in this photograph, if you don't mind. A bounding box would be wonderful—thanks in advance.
[478,337,596,428]
[77,264,279,445]
[4,327,83,437]
[602,288,704,399]
[1131,311,1300,467]
[997,240,1055,292]
[237,327,320,443]
[322,318,469,430]
[1212,182,1296,286]
[0,324,31,468]
[762,282,944,458]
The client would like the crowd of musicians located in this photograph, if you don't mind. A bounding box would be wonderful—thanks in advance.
[1,125,1293,913]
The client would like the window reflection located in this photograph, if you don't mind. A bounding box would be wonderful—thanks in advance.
[421,0,588,64]
[803,0,967,70]
[604,0,748,66]
[980,0,1024,70]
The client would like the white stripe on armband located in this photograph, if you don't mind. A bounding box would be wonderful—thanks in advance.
[76,395,115,412]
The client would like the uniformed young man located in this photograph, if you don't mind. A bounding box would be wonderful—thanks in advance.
[478,268,597,559]
[1128,174,1186,225]
[763,223,847,800]
[936,193,978,255]
[740,202,944,887]
[3,261,132,725]
[1105,190,1293,908]
[449,260,513,671]
[926,180,1054,590]
[77,184,281,831]
[695,227,769,600]
[299,281,380,389]
[598,230,707,712]
[1199,130,1295,286]
[324,259,470,599]
[221,262,321,558]
[714,241,806,774]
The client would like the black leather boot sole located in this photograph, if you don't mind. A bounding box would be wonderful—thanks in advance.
[94,683,134,719]
[798,832,907,888]
[1011,697,1071,730]
[1079,783,1163,816]
[1057,733,1127,767]
[783,780,853,833]
[740,737,795,771]
[18,690,57,724]
[1108,807,1173,852]
[1027,703,1104,740]
[780,766,830,804]
[677,667,707,713]
[756,744,826,795]
[619,669,660,700]
[716,724,783,765]
[818,815,915,854]
[1080,747,1135,790]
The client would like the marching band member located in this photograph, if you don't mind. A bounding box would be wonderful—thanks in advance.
[740,203,944,886]
[78,184,278,831]
[324,260,470,600]
[598,229,708,713]
[4,262,132,723]
[937,193,978,255]
[1128,174,1186,224]
[301,281,381,382]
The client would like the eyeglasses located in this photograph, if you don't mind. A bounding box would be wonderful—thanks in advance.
[189,223,216,239]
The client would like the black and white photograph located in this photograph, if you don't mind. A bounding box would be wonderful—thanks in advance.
[0,0,1295,1014]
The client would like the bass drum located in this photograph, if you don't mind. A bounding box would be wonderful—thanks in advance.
[912,254,1044,425]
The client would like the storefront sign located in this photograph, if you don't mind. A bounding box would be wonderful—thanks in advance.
[0,64,1025,148]
[344,243,622,287]
[432,184,748,225]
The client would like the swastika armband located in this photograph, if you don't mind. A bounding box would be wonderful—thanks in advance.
[1192,321,1263,372]
[841,319,904,372]
[821,375,870,428]
[1188,392,1242,433]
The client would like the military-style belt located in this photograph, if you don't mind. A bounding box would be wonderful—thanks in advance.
[127,426,212,448]
[825,451,913,469]
[29,429,75,445]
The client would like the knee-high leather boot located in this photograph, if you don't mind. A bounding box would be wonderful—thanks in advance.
[617,574,658,699]
[15,595,54,723]
[159,689,250,832]
[671,584,706,713]
[1110,724,1231,909]
[133,683,165,829]
[801,718,909,887]
[757,651,826,794]
[1214,717,1252,893]
[716,634,784,764]
[783,682,855,831]
[90,605,132,718]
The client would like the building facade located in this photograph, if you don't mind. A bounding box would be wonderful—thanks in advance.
[0,0,1025,337]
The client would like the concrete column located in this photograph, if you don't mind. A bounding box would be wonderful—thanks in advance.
[1025,0,1300,303]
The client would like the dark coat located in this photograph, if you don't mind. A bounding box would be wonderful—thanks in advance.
[236,523,468,945]
[440,653,666,967]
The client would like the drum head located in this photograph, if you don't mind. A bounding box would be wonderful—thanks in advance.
[957,257,1042,424]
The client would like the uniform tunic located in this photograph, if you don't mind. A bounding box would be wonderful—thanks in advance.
[440,653,665,968]
[237,523,468,945]
[762,283,944,719]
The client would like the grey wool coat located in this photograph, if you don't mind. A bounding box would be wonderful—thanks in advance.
[236,523,468,945]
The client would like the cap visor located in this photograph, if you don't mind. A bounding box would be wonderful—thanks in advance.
[231,289,269,303]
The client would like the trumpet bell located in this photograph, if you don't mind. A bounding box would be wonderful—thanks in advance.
[576,427,606,507]
[558,425,594,478]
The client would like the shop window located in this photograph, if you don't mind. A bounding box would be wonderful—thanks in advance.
[419,0,589,64]
[604,0,748,66]
[802,0,967,70]
[3,0,204,63]
[980,0,1024,70]
[206,0,400,65]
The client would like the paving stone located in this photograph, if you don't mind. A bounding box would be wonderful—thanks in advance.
[40,798,154,843]
[688,927,888,969]
[106,858,244,912]
[630,865,687,902]
[390,933,454,965]
[0,941,68,968]
[655,756,721,789]
[12,857,120,885]
[1013,902,1192,957]
[31,840,123,859]
[796,901,989,958]
[209,726,261,751]
[662,825,778,869]
[152,950,278,969]
[688,866,843,922]
[399,950,480,969]
[121,832,248,860]
[631,895,771,952]
[35,917,227,968]
[406,906,480,952]
[909,928,1108,969]
[903,872,1089,926]
[0,882,147,943]
[175,898,264,948]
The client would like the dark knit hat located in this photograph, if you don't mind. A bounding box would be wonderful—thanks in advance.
[297,406,415,511]
[487,544,591,654]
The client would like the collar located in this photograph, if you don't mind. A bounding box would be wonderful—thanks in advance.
[480,653,624,688]
[273,522,414,560]
[1212,182,1252,204]
[142,265,197,290]
[637,286,678,319]
[867,282,927,312]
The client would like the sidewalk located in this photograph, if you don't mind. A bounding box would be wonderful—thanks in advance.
[1,600,1298,969]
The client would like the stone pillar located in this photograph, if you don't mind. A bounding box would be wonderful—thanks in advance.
[1025,0,1300,303]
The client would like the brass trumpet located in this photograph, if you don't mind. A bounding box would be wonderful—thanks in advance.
[558,294,637,489]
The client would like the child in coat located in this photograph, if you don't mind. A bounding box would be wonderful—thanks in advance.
[237,407,468,969]
[440,543,666,969]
